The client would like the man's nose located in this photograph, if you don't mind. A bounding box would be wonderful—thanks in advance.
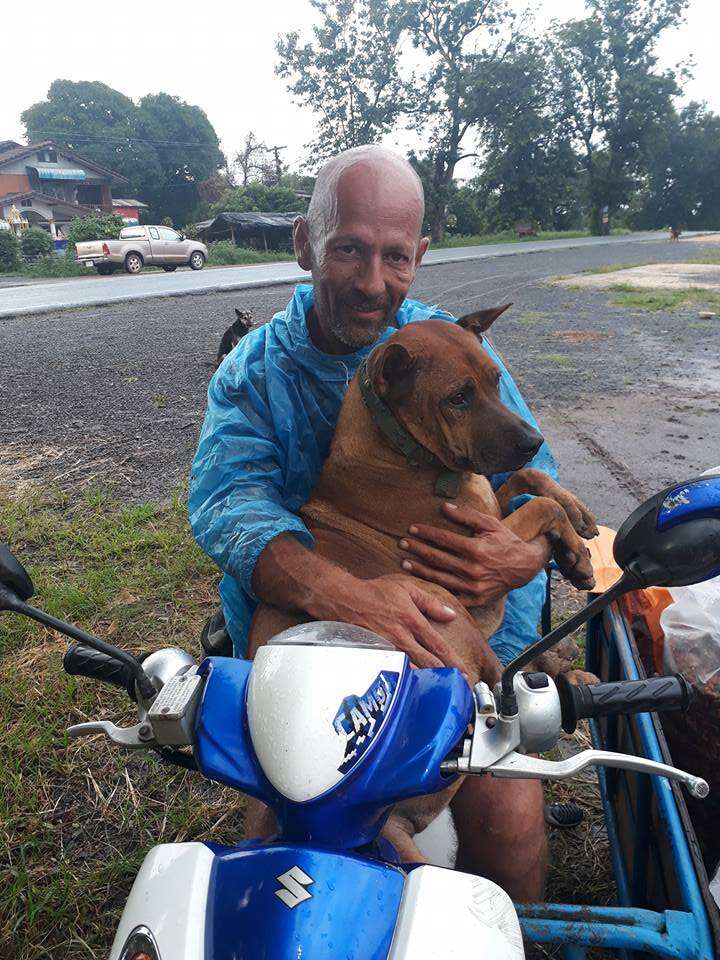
[355,253,386,299]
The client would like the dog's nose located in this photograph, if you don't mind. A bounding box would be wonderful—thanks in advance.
[518,429,544,458]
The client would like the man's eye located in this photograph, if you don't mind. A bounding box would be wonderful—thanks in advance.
[387,251,409,264]
[448,392,468,407]
[337,244,358,255]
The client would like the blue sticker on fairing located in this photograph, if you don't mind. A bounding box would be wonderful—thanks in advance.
[657,477,720,531]
[334,670,399,774]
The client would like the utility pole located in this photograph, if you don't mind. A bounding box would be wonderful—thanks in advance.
[269,145,287,185]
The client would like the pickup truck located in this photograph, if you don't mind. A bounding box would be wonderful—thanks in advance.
[75,225,208,275]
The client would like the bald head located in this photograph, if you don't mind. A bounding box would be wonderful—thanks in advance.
[306,145,425,256]
[294,145,430,355]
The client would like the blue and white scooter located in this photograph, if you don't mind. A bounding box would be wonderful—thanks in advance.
[2,476,719,959]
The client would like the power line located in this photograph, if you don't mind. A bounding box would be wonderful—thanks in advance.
[27,129,221,149]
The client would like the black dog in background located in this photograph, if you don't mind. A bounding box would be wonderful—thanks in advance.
[217,308,253,366]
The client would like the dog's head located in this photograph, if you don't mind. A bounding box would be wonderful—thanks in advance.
[233,307,253,336]
[365,304,543,475]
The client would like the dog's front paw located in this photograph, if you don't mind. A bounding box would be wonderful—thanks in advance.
[561,494,599,540]
[556,542,595,592]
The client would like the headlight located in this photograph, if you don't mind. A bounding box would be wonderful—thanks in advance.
[118,926,161,960]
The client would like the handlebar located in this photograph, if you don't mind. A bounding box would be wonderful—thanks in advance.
[556,674,691,734]
[64,643,138,700]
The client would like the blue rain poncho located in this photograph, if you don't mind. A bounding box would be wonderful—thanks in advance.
[189,284,558,664]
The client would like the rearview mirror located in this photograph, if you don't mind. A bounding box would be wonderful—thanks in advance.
[179,233,186,241]
[0,544,34,604]
[614,475,720,588]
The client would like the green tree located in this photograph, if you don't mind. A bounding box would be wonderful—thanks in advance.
[211,182,300,215]
[22,80,163,196]
[20,227,53,260]
[401,0,521,241]
[277,0,410,161]
[470,41,583,232]
[550,0,686,233]
[631,104,720,230]
[66,213,125,247]
[0,231,20,272]
[21,82,224,225]
[136,93,224,226]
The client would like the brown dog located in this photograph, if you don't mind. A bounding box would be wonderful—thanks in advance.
[246,307,598,857]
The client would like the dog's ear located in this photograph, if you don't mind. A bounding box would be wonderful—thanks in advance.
[370,342,419,403]
[457,302,513,339]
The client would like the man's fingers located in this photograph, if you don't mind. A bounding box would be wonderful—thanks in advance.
[442,502,506,533]
[405,522,480,557]
[392,627,444,668]
[407,592,467,672]
[399,536,471,575]
[409,587,456,623]
[403,558,474,594]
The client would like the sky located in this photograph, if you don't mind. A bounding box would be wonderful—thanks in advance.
[2,0,719,180]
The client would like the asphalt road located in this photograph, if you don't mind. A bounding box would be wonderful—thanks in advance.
[2,235,719,530]
[0,230,686,319]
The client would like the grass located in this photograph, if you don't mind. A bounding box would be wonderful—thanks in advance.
[609,285,720,313]
[0,489,616,957]
[583,262,635,275]
[433,227,632,249]
[537,353,573,367]
[0,485,249,960]
[20,257,88,279]
[206,240,293,267]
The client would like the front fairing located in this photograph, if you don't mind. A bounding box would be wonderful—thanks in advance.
[193,653,474,848]
[208,842,405,959]
[111,841,524,960]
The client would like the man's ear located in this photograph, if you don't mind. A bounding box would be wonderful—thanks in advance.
[369,342,419,403]
[457,302,513,338]
[293,216,312,271]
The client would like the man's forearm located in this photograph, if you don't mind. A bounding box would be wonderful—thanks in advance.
[251,533,353,617]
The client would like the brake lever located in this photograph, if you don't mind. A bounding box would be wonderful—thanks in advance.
[485,748,709,800]
[68,719,155,749]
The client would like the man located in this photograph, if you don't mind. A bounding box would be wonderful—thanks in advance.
[190,145,553,899]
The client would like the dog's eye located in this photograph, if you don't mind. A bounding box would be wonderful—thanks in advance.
[448,391,468,407]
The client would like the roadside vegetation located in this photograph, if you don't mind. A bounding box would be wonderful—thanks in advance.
[609,286,720,313]
[0,485,246,960]
[206,240,293,266]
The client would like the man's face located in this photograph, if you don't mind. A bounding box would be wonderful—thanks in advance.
[296,163,429,352]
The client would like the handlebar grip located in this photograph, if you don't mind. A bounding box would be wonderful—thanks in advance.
[63,643,137,700]
[557,674,691,733]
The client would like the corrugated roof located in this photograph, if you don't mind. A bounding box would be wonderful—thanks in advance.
[202,211,301,229]
[112,198,149,208]
[0,140,129,184]
[0,190,98,217]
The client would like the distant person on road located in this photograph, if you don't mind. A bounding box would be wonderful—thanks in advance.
[189,144,557,899]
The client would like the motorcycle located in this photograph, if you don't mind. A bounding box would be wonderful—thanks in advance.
[2,475,719,959]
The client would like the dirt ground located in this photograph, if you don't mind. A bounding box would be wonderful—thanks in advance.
[1,236,719,527]
[557,261,720,291]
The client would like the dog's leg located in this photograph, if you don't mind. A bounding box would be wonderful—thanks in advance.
[495,467,598,540]
[501,496,595,590]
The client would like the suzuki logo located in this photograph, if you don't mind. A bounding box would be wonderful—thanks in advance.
[274,865,315,909]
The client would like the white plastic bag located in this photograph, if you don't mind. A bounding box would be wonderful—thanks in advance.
[661,465,720,689]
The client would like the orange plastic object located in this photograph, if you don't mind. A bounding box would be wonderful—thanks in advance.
[586,525,673,671]
[586,525,623,592]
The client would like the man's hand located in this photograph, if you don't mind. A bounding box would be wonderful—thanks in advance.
[309,574,465,671]
[398,503,552,606]
[252,533,463,670]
